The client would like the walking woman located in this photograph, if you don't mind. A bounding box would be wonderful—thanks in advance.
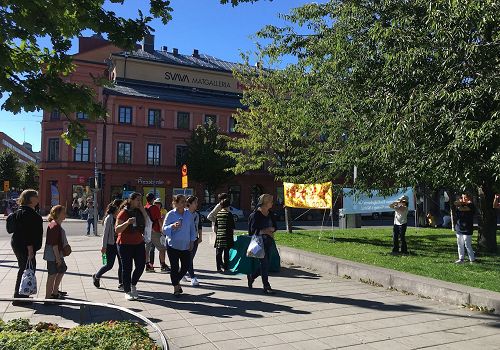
[11,189,43,306]
[163,195,197,296]
[185,195,203,286]
[247,194,277,294]
[115,193,148,301]
[93,199,123,290]
[43,205,68,300]
[214,198,235,273]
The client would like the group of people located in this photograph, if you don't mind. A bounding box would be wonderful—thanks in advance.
[390,192,500,264]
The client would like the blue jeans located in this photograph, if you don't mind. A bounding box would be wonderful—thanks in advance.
[187,239,199,278]
[249,234,273,289]
[87,218,95,234]
[117,243,146,293]
[96,244,123,284]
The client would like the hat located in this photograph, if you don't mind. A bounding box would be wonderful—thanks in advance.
[146,192,155,201]
[398,195,409,202]
[153,198,162,204]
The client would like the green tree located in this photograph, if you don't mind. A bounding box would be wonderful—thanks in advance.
[0,0,257,146]
[0,149,20,189]
[185,122,234,200]
[20,162,39,190]
[235,1,499,251]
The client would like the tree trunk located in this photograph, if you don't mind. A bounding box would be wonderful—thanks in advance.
[477,182,498,253]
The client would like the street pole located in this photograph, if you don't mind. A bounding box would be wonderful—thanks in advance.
[93,147,98,236]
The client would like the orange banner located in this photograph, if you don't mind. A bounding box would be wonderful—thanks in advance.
[284,182,332,209]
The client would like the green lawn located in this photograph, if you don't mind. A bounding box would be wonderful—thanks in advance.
[274,227,500,293]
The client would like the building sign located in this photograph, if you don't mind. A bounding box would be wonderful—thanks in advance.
[136,177,164,186]
[112,58,243,94]
[284,182,333,209]
[342,188,415,215]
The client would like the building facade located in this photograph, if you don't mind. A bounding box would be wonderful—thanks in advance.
[38,35,278,214]
[0,132,39,164]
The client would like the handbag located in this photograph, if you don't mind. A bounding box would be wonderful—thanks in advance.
[144,216,153,243]
[246,234,265,259]
[62,244,72,257]
[19,260,37,296]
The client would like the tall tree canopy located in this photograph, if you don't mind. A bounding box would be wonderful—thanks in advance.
[233,0,499,251]
[0,149,20,189]
[0,0,263,146]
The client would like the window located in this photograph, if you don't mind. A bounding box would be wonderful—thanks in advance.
[117,142,132,164]
[204,188,216,204]
[48,138,59,161]
[177,112,190,129]
[118,106,132,124]
[76,111,89,120]
[229,116,237,133]
[147,144,161,165]
[50,109,60,120]
[74,139,90,162]
[229,185,241,208]
[204,114,217,125]
[148,109,161,127]
[175,145,188,167]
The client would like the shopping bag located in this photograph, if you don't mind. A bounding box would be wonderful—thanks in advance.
[144,216,152,243]
[246,234,265,259]
[18,260,37,296]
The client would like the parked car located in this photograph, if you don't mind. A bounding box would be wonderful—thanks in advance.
[199,205,245,223]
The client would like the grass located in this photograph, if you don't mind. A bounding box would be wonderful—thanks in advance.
[0,318,158,350]
[274,227,500,293]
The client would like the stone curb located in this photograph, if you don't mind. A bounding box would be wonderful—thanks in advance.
[278,246,500,315]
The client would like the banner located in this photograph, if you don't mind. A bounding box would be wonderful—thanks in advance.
[342,188,415,214]
[284,182,333,209]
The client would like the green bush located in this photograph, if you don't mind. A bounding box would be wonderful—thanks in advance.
[0,319,158,350]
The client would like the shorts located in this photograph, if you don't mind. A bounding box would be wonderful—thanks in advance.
[47,260,68,275]
[148,231,166,252]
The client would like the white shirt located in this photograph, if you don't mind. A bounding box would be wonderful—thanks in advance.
[394,206,409,225]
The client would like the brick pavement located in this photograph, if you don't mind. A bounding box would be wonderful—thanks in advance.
[0,224,499,349]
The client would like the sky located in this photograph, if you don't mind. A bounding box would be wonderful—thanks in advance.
[0,0,321,152]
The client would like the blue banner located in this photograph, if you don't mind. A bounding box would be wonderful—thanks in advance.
[342,188,415,214]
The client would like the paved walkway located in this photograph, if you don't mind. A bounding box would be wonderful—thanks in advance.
[0,224,499,349]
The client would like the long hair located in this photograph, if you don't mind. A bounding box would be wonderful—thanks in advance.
[48,205,65,222]
[119,192,141,211]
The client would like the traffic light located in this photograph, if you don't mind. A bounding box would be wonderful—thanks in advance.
[97,173,105,189]
[88,177,95,189]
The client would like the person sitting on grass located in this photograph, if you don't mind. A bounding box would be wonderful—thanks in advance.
[453,193,476,264]
[389,195,409,255]
[43,205,68,301]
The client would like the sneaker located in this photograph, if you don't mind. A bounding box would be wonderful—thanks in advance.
[247,275,254,289]
[263,287,276,295]
[118,284,124,291]
[145,263,155,273]
[455,259,464,264]
[160,264,170,273]
[191,277,199,286]
[92,274,100,288]
[125,292,136,301]
[131,285,139,298]
[470,260,476,264]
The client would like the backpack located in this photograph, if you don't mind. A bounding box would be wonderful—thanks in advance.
[6,210,18,234]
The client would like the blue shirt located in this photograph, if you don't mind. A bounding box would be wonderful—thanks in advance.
[162,209,197,250]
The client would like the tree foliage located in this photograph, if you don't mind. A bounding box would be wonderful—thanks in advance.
[0,149,20,189]
[20,162,39,190]
[233,0,499,251]
[185,122,234,198]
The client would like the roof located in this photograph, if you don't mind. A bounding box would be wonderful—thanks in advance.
[104,79,244,109]
[112,49,245,73]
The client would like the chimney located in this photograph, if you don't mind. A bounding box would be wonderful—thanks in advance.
[192,49,199,58]
[173,48,179,55]
[161,46,168,52]
[142,34,155,53]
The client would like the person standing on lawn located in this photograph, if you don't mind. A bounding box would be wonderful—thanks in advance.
[11,189,43,306]
[454,193,476,264]
[163,195,197,296]
[144,192,169,273]
[43,205,68,301]
[247,194,277,294]
[214,198,235,273]
[389,195,409,255]
[92,199,123,290]
[184,195,203,286]
[115,192,148,301]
